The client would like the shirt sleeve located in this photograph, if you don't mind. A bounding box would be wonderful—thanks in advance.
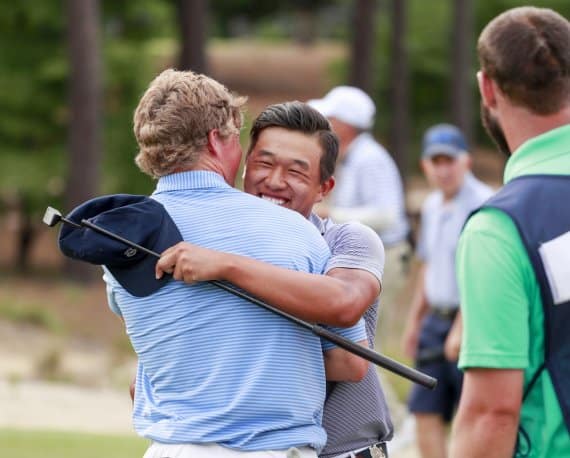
[416,201,430,261]
[355,152,403,216]
[457,208,531,370]
[102,268,122,318]
[325,221,384,287]
[331,148,404,233]
[321,317,367,352]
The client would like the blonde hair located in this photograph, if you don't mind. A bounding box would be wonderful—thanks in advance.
[134,69,247,178]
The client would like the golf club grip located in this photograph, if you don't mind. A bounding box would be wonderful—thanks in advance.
[313,324,438,390]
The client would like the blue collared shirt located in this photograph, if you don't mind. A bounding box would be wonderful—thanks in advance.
[104,171,366,452]
[418,173,494,308]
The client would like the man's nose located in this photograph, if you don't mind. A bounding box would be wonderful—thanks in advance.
[266,169,286,189]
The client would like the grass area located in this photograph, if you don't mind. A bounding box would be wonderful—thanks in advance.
[0,429,148,458]
[0,299,63,333]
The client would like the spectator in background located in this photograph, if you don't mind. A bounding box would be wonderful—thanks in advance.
[402,124,493,458]
[308,86,410,342]
[450,7,570,457]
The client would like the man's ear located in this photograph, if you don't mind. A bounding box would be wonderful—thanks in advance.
[420,158,429,176]
[477,70,497,109]
[207,129,223,158]
[315,176,335,203]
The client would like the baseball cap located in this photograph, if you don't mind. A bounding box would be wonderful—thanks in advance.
[307,86,376,130]
[58,194,182,297]
[422,124,468,159]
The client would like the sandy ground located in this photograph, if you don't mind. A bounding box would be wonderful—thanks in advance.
[0,377,419,457]
[0,335,419,455]
[0,379,134,436]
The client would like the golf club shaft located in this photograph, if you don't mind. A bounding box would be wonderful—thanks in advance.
[211,280,436,389]
[81,218,437,389]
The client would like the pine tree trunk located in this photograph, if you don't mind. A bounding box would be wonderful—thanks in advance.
[178,0,208,74]
[450,0,474,145]
[349,0,377,93]
[388,0,409,180]
[65,0,102,282]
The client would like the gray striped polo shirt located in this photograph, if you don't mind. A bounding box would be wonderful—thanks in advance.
[310,214,394,458]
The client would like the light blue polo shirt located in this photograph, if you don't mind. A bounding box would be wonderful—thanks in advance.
[418,173,494,309]
[104,171,366,452]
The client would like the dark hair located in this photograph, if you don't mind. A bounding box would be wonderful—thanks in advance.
[477,7,570,115]
[248,101,339,183]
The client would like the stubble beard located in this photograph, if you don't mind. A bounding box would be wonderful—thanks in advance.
[480,101,511,158]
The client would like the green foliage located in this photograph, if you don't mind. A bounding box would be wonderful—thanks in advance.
[0,0,175,217]
[2,0,569,217]
[0,2,67,211]
[369,0,570,166]
[0,429,148,458]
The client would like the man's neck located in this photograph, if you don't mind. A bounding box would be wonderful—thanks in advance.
[174,155,229,184]
[502,104,570,154]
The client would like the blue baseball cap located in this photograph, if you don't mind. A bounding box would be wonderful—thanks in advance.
[422,124,468,159]
[58,194,182,297]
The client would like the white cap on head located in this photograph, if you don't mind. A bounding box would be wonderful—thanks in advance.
[307,86,376,130]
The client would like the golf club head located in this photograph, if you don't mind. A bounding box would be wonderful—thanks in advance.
[43,207,63,227]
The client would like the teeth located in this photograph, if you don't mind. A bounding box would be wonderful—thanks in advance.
[261,195,286,205]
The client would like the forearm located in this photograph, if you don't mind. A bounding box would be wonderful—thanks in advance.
[450,369,523,457]
[324,340,369,382]
[329,206,396,232]
[220,253,368,326]
[406,264,429,325]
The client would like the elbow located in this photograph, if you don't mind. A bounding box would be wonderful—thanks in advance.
[335,309,361,328]
[350,359,369,382]
[341,355,368,382]
[464,398,520,430]
[332,298,363,327]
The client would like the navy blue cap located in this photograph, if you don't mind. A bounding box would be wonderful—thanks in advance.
[58,194,182,297]
[422,124,468,159]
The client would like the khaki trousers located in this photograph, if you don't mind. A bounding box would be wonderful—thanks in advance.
[143,443,317,458]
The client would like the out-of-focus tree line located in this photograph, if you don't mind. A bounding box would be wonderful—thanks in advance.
[1,0,568,277]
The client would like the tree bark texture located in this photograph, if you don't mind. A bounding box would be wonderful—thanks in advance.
[450,0,474,145]
[349,0,377,93]
[388,0,409,179]
[65,0,102,282]
[178,0,208,74]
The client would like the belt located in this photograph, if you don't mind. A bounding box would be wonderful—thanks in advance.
[354,442,388,458]
[429,307,458,320]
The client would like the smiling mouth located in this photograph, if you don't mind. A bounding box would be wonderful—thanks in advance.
[260,194,288,206]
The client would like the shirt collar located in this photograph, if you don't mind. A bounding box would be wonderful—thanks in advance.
[436,172,475,211]
[154,171,231,193]
[309,212,328,236]
[504,124,570,183]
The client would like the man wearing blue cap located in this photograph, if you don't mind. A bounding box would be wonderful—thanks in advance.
[401,124,493,458]
[62,69,368,458]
